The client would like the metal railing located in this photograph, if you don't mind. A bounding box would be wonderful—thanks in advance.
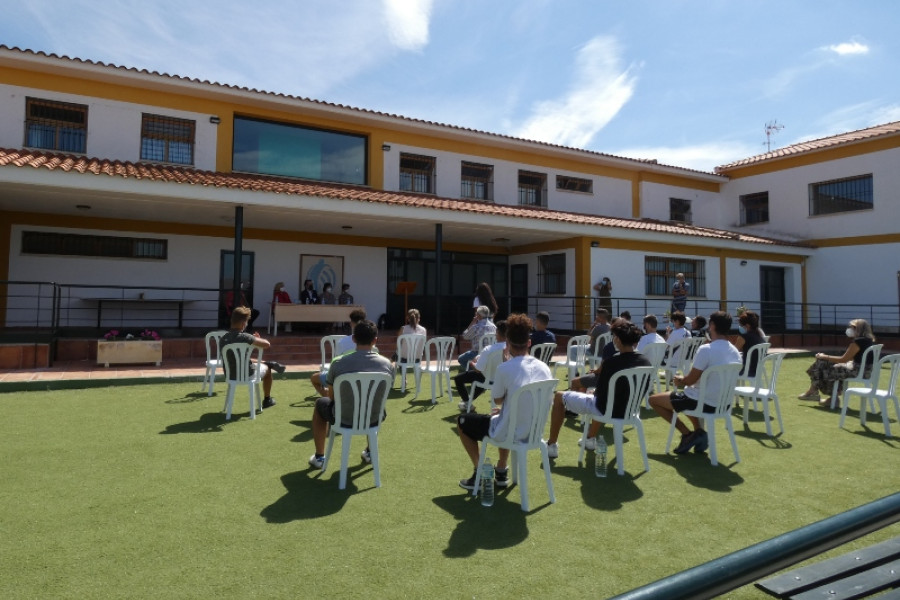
[608,492,900,600]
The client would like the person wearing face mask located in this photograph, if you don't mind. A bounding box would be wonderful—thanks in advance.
[272,281,294,333]
[733,310,766,378]
[798,318,877,406]
[321,282,336,305]
[299,279,319,305]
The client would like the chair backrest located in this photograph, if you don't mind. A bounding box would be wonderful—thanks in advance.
[758,351,786,392]
[601,366,655,422]
[694,362,743,416]
[740,342,771,379]
[857,344,883,383]
[320,334,345,369]
[490,378,559,446]
[591,332,612,359]
[222,343,262,383]
[478,333,497,352]
[424,336,456,371]
[567,334,591,364]
[396,333,426,365]
[205,330,226,362]
[668,336,703,372]
[878,354,900,395]
[530,342,557,365]
[478,347,505,382]
[641,342,668,369]
[331,372,393,432]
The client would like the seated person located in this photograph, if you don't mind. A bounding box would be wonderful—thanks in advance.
[272,281,293,332]
[454,320,508,412]
[648,311,741,454]
[392,308,427,363]
[456,313,552,491]
[299,279,319,305]
[690,315,708,338]
[545,321,650,457]
[530,311,556,345]
[308,319,394,468]
[619,311,632,322]
[798,318,876,406]
[321,283,337,305]
[311,308,367,396]
[588,308,611,345]
[665,312,690,344]
[338,283,354,305]
[570,317,627,392]
[224,282,260,330]
[221,306,286,410]
[636,314,666,352]
[457,305,496,367]
[734,310,766,378]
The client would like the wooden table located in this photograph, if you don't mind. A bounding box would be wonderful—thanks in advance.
[272,304,364,336]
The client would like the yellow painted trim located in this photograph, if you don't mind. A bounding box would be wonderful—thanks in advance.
[584,237,807,264]
[631,173,642,218]
[511,238,579,255]
[801,261,808,329]
[720,135,900,179]
[805,233,900,248]
[641,171,720,193]
[575,237,592,329]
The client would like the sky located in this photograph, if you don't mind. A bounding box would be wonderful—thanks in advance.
[3,0,900,172]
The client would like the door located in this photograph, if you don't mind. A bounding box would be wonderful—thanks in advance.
[510,264,528,316]
[219,251,255,328]
[759,266,786,333]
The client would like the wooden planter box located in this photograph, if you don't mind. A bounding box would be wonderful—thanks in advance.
[97,340,163,367]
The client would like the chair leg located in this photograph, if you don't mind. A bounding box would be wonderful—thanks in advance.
[472,443,489,498]
[830,383,840,409]
[706,418,719,466]
[413,367,422,399]
[613,424,625,476]
[322,430,336,472]
[518,450,530,512]
[859,393,869,427]
[339,434,352,490]
[578,417,591,465]
[665,414,677,454]
[725,417,740,464]
[839,393,852,429]
[772,394,784,435]
[634,420,650,474]
[541,446,555,506]
[761,395,773,437]
[224,385,235,421]
[444,371,453,402]
[369,432,381,488]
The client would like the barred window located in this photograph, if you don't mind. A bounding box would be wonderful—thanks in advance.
[519,170,547,207]
[24,97,87,153]
[809,174,873,215]
[669,198,692,223]
[740,191,769,225]
[538,253,566,295]
[22,231,167,260]
[556,175,592,193]
[645,256,705,297]
[461,161,493,201]
[400,153,435,194]
[141,114,195,165]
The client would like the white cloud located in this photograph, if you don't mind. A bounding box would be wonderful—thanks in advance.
[612,141,763,173]
[827,41,869,56]
[514,36,638,148]
[382,0,433,51]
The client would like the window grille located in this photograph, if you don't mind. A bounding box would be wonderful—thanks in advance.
[24,97,88,153]
[141,114,195,165]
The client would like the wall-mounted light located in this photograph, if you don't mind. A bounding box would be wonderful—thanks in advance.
[381,143,391,151]
[740,260,748,266]
[341,225,353,230]
[75,204,91,211]
[209,116,221,124]
[590,241,599,248]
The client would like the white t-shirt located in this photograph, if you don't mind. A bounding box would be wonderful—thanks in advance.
[667,327,690,345]
[336,335,355,356]
[637,332,666,352]
[684,339,741,406]
[489,354,553,442]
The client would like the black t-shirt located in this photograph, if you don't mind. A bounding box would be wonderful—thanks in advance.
[594,351,652,419]
[854,337,875,369]
[739,330,767,377]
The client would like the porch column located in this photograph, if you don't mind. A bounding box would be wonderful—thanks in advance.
[435,223,442,334]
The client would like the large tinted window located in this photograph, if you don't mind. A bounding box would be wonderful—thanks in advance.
[232,117,367,185]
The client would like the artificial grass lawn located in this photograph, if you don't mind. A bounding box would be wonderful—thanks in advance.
[1,355,898,599]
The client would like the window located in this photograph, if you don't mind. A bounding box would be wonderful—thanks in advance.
[24,97,87,153]
[141,114,195,165]
[556,175,592,193]
[22,231,167,260]
[460,161,493,201]
[399,153,436,194]
[644,256,706,297]
[233,116,366,185]
[538,253,566,295]
[519,170,547,207]
[809,174,873,215]
[669,198,692,223]
[740,191,769,225]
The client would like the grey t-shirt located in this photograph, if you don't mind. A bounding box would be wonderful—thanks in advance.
[326,350,395,426]
[220,329,256,376]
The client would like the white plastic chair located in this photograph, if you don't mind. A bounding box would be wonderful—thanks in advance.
[221,343,264,420]
[419,336,456,404]
[577,366,655,475]
[640,342,669,402]
[530,342,557,366]
[665,362,743,466]
[554,334,591,383]
[829,344,883,409]
[472,378,559,512]
[320,334,345,370]
[201,330,226,397]
[662,337,703,390]
[466,348,504,412]
[840,354,900,438]
[321,372,392,490]
[734,351,785,436]
[586,332,612,370]
[394,333,426,394]
[477,333,497,352]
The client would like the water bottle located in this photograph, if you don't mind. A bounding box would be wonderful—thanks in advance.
[595,435,608,478]
[480,458,495,507]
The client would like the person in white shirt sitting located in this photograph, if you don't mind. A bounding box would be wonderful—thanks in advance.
[454,320,508,412]
[310,308,367,396]
[636,314,666,352]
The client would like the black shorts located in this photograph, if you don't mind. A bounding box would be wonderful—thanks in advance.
[315,397,386,427]
[669,391,716,414]
[457,413,492,441]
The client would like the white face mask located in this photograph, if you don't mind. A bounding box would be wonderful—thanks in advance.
[280,287,286,292]
[845,327,855,338]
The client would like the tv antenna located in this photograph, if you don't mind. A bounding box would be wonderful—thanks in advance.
[764,120,784,152]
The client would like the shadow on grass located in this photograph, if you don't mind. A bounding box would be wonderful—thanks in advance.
[553,464,644,510]
[401,398,436,414]
[160,412,229,434]
[260,469,354,522]
[165,391,213,404]
[432,493,530,557]
[649,452,744,492]
[288,419,314,443]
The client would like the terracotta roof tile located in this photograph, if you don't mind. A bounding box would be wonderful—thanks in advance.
[0,147,804,248]
[716,121,900,171]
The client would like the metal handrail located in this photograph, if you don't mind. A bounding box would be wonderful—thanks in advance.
[608,492,900,600]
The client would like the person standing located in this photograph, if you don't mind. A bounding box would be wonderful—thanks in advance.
[671,273,689,313]
[473,282,499,317]
[593,276,613,314]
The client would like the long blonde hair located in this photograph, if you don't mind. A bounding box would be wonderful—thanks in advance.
[850,318,875,341]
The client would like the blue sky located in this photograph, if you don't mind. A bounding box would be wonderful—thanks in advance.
[3,0,899,171]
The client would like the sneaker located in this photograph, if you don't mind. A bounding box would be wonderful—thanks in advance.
[361,449,372,464]
[265,361,287,374]
[693,430,709,453]
[797,391,820,401]
[458,471,478,490]
[578,437,597,451]
[546,441,559,458]
[308,454,324,469]
[673,431,698,454]
[457,401,471,412]
[262,397,276,409]
[495,468,510,488]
